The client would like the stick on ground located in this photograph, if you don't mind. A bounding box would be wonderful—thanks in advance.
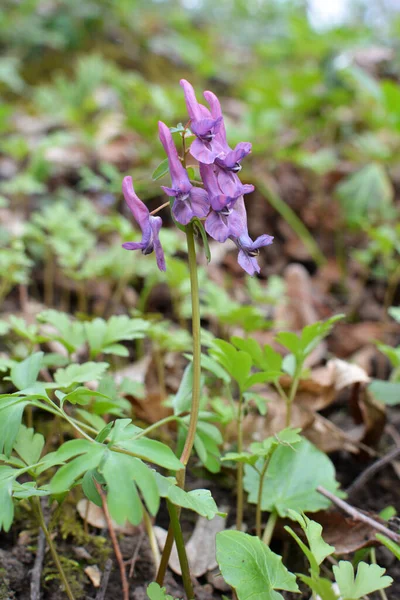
[30,526,46,600]
[346,446,400,497]
[317,486,400,544]
[95,559,113,600]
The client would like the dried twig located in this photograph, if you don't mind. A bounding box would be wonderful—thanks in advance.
[317,486,400,544]
[346,446,400,497]
[128,529,145,578]
[30,526,46,600]
[95,482,129,600]
[95,559,113,600]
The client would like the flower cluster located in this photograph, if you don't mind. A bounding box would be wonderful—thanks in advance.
[122,80,273,275]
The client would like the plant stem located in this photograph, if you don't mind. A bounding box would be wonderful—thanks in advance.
[95,482,129,600]
[167,501,194,600]
[286,371,300,428]
[153,345,166,398]
[142,509,161,572]
[156,223,201,585]
[236,391,244,531]
[370,548,389,600]
[262,510,278,546]
[255,457,271,539]
[32,497,76,600]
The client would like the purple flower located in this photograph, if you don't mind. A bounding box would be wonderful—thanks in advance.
[230,197,273,276]
[200,164,253,243]
[158,121,209,225]
[203,90,252,173]
[121,176,166,271]
[180,79,223,165]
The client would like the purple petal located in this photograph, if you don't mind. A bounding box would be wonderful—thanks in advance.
[122,177,150,229]
[215,169,241,196]
[203,90,228,148]
[227,209,246,238]
[205,211,231,243]
[189,187,210,218]
[199,163,220,196]
[172,199,195,225]
[231,142,252,163]
[251,234,274,250]
[189,138,221,164]
[238,249,260,276]
[209,193,232,212]
[122,241,146,250]
[150,216,166,271]
[191,118,221,139]
[180,79,202,122]
[161,186,178,197]
[158,121,190,192]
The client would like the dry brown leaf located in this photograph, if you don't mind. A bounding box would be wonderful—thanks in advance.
[312,510,382,554]
[328,358,370,390]
[330,322,385,357]
[154,513,227,577]
[77,499,138,535]
[84,565,101,588]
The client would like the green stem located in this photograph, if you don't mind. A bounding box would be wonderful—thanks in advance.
[32,497,76,600]
[236,391,244,531]
[167,501,194,600]
[255,457,271,539]
[132,415,179,440]
[262,510,278,546]
[286,371,300,428]
[143,509,161,572]
[156,223,201,585]
[153,345,167,398]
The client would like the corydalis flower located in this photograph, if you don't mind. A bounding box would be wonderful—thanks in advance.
[180,79,223,165]
[121,176,166,272]
[200,163,253,243]
[230,197,273,276]
[158,121,209,225]
[203,90,252,174]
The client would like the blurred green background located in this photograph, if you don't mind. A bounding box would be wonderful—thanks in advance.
[1,0,400,299]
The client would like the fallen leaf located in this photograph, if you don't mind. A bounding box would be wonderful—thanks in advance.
[77,499,138,535]
[85,565,101,588]
[328,358,370,390]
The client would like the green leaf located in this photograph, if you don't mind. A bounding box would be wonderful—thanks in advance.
[369,380,400,406]
[167,487,219,519]
[333,561,393,599]
[82,469,103,507]
[152,158,169,181]
[388,307,400,323]
[336,163,393,227]
[216,531,299,600]
[58,387,111,407]
[154,473,219,519]
[285,511,335,577]
[375,534,400,561]
[10,352,44,390]
[244,438,340,516]
[54,362,109,387]
[0,400,29,457]
[192,217,211,263]
[146,582,180,600]
[37,310,85,353]
[0,466,15,531]
[173,363,193,415]
[13,425,44,465]
[298,575,338,600]
[116,438,183,470]
[85,316,148,358]
[50,443,105,494]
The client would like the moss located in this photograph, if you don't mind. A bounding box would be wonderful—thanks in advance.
[43,556,85,599]
[0,567,14,600]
